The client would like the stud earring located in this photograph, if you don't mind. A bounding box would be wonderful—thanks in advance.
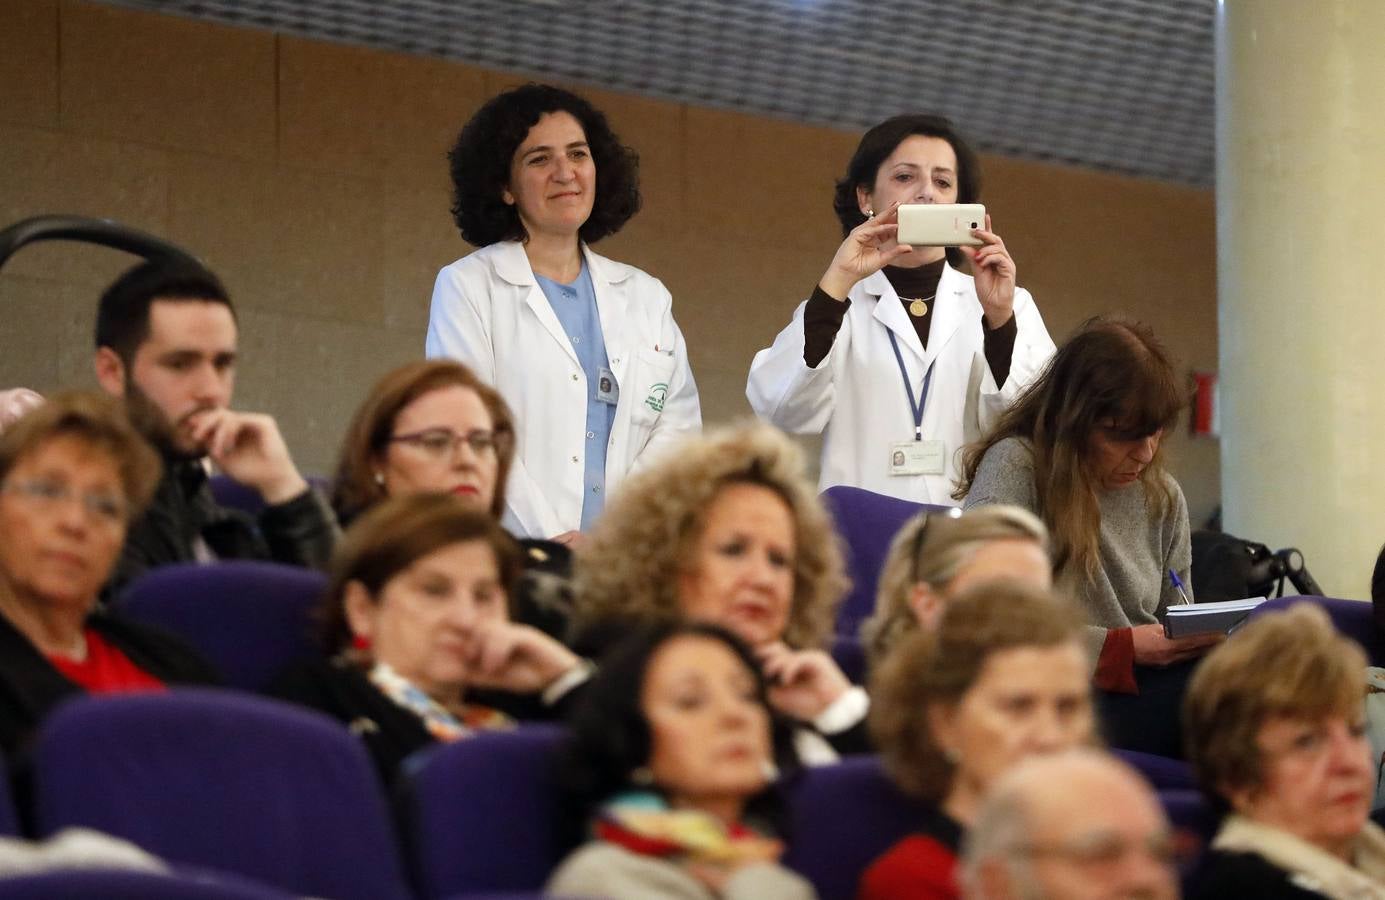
[373,471,385,487]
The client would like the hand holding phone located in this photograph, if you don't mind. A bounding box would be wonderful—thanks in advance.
[896,203,987,247]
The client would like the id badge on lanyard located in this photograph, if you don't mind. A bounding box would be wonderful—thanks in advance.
[887,330,945,477]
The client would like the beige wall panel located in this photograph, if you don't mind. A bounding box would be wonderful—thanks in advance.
[0,0,59,128]
[0,274,68,389]
[684,106,857,246]
[0,124,170,287]
[579,88,687,238]
[231,311,421,475]
[381,176,466,337]
[60,0,275,159]
[165,153,385,325]
[279,38,490,185]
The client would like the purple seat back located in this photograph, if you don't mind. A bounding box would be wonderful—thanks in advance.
[782,756,924,900]
[209,475,331,518]
[1247,595,1382,665]
[33,690,410,900]
[404,725,567,898]
[820,485,942,637]
[1159,788,1221,872]
[1114,749,1197,792]
[0,752,16,836]
[830,635,868,685]
[0,870,295,899]
[115,561,327,691]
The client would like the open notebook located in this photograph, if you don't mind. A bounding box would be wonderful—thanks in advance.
[1162,597,1267,638]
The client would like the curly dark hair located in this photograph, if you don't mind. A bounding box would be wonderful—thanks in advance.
[448,83,641,247]
[832,114,981,267]
[555,620,800,848]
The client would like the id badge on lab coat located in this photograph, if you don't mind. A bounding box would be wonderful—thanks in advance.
[890,440,945,476]
[595,366,619,405]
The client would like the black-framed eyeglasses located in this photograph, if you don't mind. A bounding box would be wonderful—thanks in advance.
[388,428,502,460]
[0,478,129,526]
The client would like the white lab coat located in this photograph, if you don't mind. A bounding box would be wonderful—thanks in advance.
[426,240,701,538]
[746,263,1054,505]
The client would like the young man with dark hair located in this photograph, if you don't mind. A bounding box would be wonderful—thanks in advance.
[93,260,338,592]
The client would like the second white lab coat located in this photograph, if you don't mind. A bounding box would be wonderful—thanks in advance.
[426,240,701,538]
[746,263,1054,505]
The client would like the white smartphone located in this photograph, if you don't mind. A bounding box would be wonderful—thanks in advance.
[895,203,986,247]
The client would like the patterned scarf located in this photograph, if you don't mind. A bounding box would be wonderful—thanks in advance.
[366,661,511,742]
[593,791,780,865]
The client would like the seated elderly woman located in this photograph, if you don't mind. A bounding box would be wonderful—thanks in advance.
[862,504,1049,667]
[859,581,1096,900]
[574,423,859,759]
[1184,604,1385,898]
[330,359,571,637]
[548,621,813,900]
[0,392,217,755]
[957,316,1220,757]
[271,493,587,781]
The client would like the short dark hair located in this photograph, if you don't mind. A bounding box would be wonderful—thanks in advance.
[448,83,641,247]
[95,260,233,364]
[555,620,800,848]
[832,114,981,266]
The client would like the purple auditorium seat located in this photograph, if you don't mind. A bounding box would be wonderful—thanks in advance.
[209,475,331,518]
[1159,788,1221,872]
[403,725,567,898]
[830,634,868,685]
[782,755,925,900]
[115,561,328,691]
[1247,595,1382,665]
[0,755,16,836]
[820,485,944,638]
[1113,748,1197,792]
[32,690,411,900]
[0,870,296,899]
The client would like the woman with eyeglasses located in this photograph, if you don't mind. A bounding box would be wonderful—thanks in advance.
[273,493,586,783]
[955,317,1220,757]
[331,360,574,639]
[862,504,1050,668]
[0,392,217,756]
[1185,605,1385,899]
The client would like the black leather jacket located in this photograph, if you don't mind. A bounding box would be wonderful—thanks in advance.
[108,457,340,597]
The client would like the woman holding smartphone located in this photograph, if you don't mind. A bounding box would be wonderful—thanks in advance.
[746,114,1054,506]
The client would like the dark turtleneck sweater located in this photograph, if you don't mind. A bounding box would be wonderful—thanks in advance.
[801,257,1018,386]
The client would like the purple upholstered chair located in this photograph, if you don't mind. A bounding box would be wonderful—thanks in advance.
[403,725,568,898]
[830,634,868,685]
[115,561,328,692]
[32,690,411,900]
[820,485,945,638]
[1246,595,1382,665]
[1114,748,1197,792]
[0,870,295,899]
[0,755,16,836]
[209,475,331,518]
[1159,787,1222,874]
[782,755,925,900]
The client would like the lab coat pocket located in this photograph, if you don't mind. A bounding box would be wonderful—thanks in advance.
[629,348,677,430]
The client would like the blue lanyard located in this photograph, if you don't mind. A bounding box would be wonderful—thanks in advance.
[887,330,934,442]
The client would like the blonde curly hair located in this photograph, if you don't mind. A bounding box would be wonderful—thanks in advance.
[574,423,848,649]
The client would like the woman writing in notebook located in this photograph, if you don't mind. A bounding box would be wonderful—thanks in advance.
[956,317,1220,757]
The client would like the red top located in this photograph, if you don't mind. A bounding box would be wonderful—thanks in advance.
[858,834,960,900]
[1094,626,1138,694]
[47,629,167,694]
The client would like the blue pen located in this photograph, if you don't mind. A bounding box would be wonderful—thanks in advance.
[1168,569,1191,605]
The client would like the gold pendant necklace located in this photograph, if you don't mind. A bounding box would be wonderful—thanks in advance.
[904,294,936,318]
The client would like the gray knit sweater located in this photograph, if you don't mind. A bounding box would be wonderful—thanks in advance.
[962,437,1192,660]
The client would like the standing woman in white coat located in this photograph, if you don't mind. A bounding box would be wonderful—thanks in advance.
[747,115,1054,506]
[427,84,701,542]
